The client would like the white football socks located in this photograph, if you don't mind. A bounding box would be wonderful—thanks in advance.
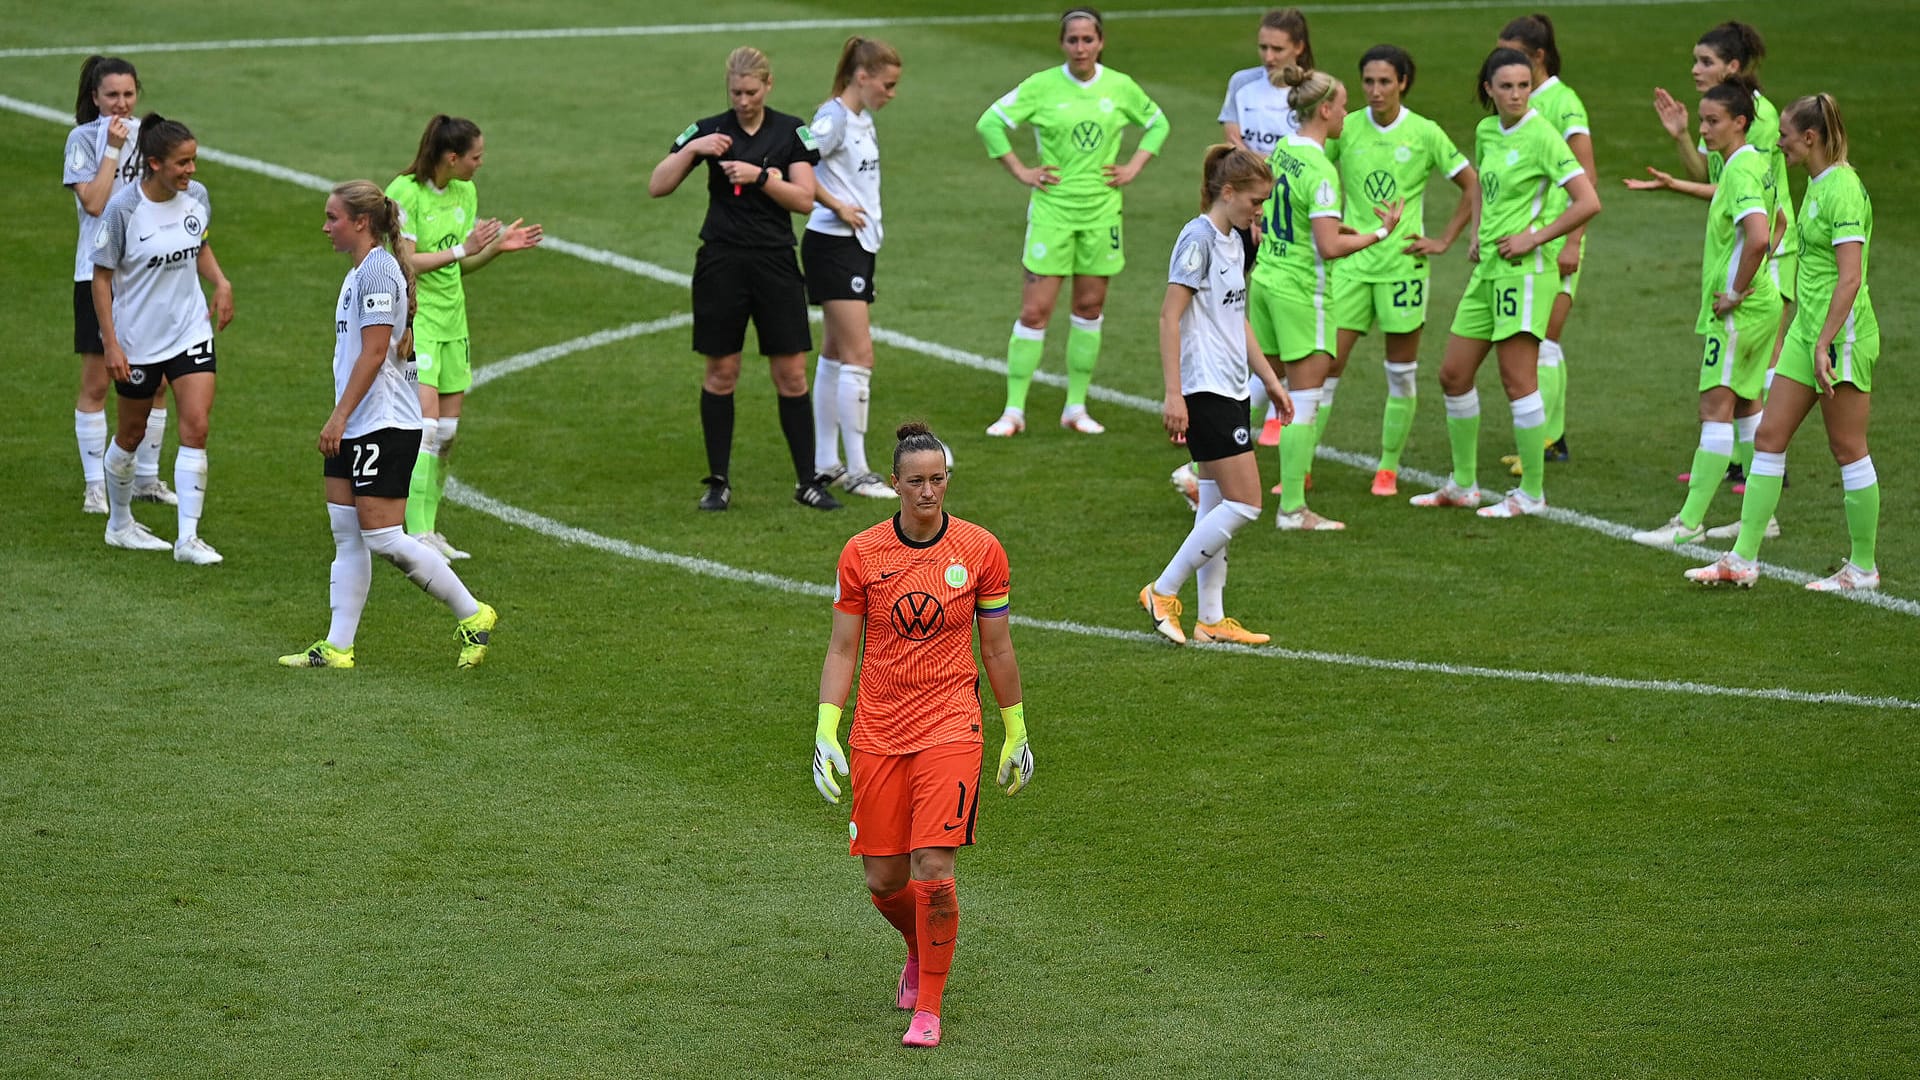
[76,409,107,484]
[838,363,872,477]
[174,446,207,541]
[812,356,842,472]
[362,526,479,619]
[327,502,370,649]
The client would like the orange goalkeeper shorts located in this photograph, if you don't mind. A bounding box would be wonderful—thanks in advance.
[848,741,983,857]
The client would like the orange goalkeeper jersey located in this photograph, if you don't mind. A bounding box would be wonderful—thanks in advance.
[834,512,1012,755]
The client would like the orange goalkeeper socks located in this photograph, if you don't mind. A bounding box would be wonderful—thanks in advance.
[911,878,958,1016]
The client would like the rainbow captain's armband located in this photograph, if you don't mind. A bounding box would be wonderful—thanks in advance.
[976,593,1010,618]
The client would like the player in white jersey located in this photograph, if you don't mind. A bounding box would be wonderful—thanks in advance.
[1218,8,1314,446]
[62,56,174,512]
[1141,146,1291,647]
[805,36,902,501]
[280,181,497,670]
[90,114,233,564]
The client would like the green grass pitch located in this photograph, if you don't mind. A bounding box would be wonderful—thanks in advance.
[1,1,1915,1076]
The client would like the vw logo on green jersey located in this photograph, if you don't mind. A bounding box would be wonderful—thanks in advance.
[1364,170,1398,203]
[1071,120,1103,152]
[1483,173,1501,203]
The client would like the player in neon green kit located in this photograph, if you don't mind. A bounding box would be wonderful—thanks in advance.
[1626,84,1781,548]
[1498,14,1593,467]
[1247,65,1401,531]
[386,115,542,560]
[1323,44,1478,498]
[1689,94,1881,592]
[1410,48,1599,520]
[978,7,1169,438]
[1648,21,1797,507]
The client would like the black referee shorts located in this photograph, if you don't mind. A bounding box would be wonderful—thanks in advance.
[1184,391,1253,463]
[691,244,812,358]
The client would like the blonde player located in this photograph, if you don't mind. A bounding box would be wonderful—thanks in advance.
[1246,65,1402,531]
[806,37,902,500]
[279,181,496,669]
[1141,146,1290,646]
[1687,95,1880,592]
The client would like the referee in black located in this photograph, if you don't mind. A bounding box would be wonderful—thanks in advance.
[649,45,840,512]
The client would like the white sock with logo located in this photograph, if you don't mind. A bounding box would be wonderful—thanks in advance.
[105,440,136,530]
[76,409,107,483]
[136,408,167,479]
[838,363,873,477]
[362,526,479,618]
[174,446,207,540]
[813,356,841,472]
[327,503,370,649]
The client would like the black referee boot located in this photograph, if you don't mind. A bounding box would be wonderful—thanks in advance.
[698,475,731,511]
[795,477,843,511]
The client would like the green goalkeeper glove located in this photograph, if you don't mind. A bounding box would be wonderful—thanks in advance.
[812,703,850,804]
[996,702,1033,795]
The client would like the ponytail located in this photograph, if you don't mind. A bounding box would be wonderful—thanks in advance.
[136,112,195,178]
[892,421,950,475]
[333,181,419,356]
[1783,93,1848,165]
[402,114,482,185]
[831,36,901,96]
[1200,144,1272,211]
[74,54,139,124]
[1276,64,1340,126]
[1498,13,1561,78]
[1698,21,1766,90]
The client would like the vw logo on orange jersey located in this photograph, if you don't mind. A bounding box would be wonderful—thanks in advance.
[890,592,946,640]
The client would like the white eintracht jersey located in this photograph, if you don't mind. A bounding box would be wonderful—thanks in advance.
[805,97,883,252]
[1218,67,1298,157]
[92,180,212,366]
[1167,215,1251,399]
[333,246,422,438]
[63,114,142,282]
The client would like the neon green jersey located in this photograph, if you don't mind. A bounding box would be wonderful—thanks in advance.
[1793,164,1874,335]
[976,63,1170,227]
[385,173,478,341]
[1473,110,1583,278]
[1250,135,1343,290]
[1529,77,1589,261]
[1697,144,1779,334]
[1327,106,1468,282]
[1702,91,1797,258]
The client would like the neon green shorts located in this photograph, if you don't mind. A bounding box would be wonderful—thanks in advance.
[1776,310,1878,394]
[1768,249,1798,305]
[415,337,472,394]
[1248,273,1333,362]
[1449,268,1552,343]
[1333,273,1428,335]
[1698,302,1780,399]
[1021,214,1124,277]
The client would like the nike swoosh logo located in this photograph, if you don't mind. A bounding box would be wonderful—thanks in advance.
[353,480,373,488]
[941,822,961,831]
[193,356,211,364]
[138,233,155,241]
[880,570,901,580]
[930,937,953,947]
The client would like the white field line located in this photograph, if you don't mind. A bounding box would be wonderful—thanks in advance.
[0,0,1722,60]
[443,476,1920,713]
[5,88,1906,617]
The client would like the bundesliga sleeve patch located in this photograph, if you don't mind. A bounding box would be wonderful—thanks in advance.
[364,292,395,314]
[674,122,699,148]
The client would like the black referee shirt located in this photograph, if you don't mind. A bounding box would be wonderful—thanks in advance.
[671,109,821,249]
